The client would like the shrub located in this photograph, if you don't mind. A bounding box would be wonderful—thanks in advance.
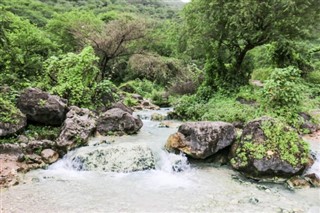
[43,46,99,107]
[0,97,21,124]
[306,70,320,84]
[201,95,257,123]
[119,79,162,99]
[151,90,169,107]
[261,66,304,109]
[94,80,120,108]
[123,96,138,107]
[173,94,206,120]
[25,125,60,141]
[251,67,273,82]
[127,54,183,86]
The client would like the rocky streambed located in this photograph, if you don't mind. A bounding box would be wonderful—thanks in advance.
[1,109,320,213]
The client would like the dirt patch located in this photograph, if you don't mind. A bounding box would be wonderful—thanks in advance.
[303,130,320,143]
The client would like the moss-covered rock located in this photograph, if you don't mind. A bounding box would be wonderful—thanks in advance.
[230,117,310,179]
[0,97,27,137]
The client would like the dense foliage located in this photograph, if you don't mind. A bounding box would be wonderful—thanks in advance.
[0,0,319,134]
[183,0,320,88]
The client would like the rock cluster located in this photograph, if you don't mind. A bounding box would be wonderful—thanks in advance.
[0,88,145,188]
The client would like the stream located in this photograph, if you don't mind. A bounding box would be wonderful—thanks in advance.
[1,109,320,213]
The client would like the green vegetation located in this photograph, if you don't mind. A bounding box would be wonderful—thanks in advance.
[25,125,61,141]
[43,46,99,107]
[0,0,319,165]
[0,97,22,124]
[231,120,310,167]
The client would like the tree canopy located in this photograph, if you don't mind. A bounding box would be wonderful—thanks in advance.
[183,0,320,87]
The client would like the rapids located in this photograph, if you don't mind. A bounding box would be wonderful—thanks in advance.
[1,109,320,213]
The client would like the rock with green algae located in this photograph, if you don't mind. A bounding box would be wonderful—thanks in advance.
[70,143,155,172]
[0,97,27,137]
[230,117,311,179]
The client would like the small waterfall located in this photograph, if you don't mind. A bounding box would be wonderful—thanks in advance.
[49,108,189,174]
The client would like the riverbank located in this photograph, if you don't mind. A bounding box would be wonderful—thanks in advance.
[1,111,319,212]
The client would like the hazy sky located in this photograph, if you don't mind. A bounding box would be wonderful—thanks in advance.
[181,0,190,2]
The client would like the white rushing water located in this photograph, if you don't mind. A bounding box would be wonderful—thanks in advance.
[1,109,320,213]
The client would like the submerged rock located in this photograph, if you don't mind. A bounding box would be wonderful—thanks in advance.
[151,113,166,121]
[286,176,311,189]
[97,108,143,135]
[230,117,310,179]
[70,143,155,172]
[56,106,97,152]
[165,121,236,159]
[17,88,68,126]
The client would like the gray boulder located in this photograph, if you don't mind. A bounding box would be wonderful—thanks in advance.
[56,106,97,152]
[97,108,143,135]
[230,117,310,179]
[165,121,236,159]
[70,143,155,172]
[111,102,133,114]
[17,88,68,126]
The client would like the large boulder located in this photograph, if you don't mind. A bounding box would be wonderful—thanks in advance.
[56,106,97,152]
[110,102,133,114]
[17,88,68,126]
[165,121,236,159]
[70,143,155,172]
[97,108,143,135]
[230,117,310,179]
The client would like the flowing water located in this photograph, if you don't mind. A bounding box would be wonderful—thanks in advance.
[1,109,320,213]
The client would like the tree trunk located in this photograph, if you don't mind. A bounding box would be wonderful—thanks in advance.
[100,55,110,80]
[233,44,255,85]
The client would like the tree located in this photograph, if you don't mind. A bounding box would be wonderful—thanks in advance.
[183,0,320,88]
[0,10,56,87]
[46,10,104,52]
[72,18,147,79]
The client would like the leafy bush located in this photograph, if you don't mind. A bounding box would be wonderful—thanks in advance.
[119,79,162,99]
[236,85,261,102]
[127,54,184,86]
[251,67,273,82]
[43,46,99,107]
[202,96,257,123]
[123,96,138,107]
[306,70,320,84]
[174,92,257,123]
[0,97,21,124]
[261,66,304,109]
[151,90,169,107]
[25,125,60,141]
[173,94,206,120]
[94,80,120,108]
[168,64,204,95]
